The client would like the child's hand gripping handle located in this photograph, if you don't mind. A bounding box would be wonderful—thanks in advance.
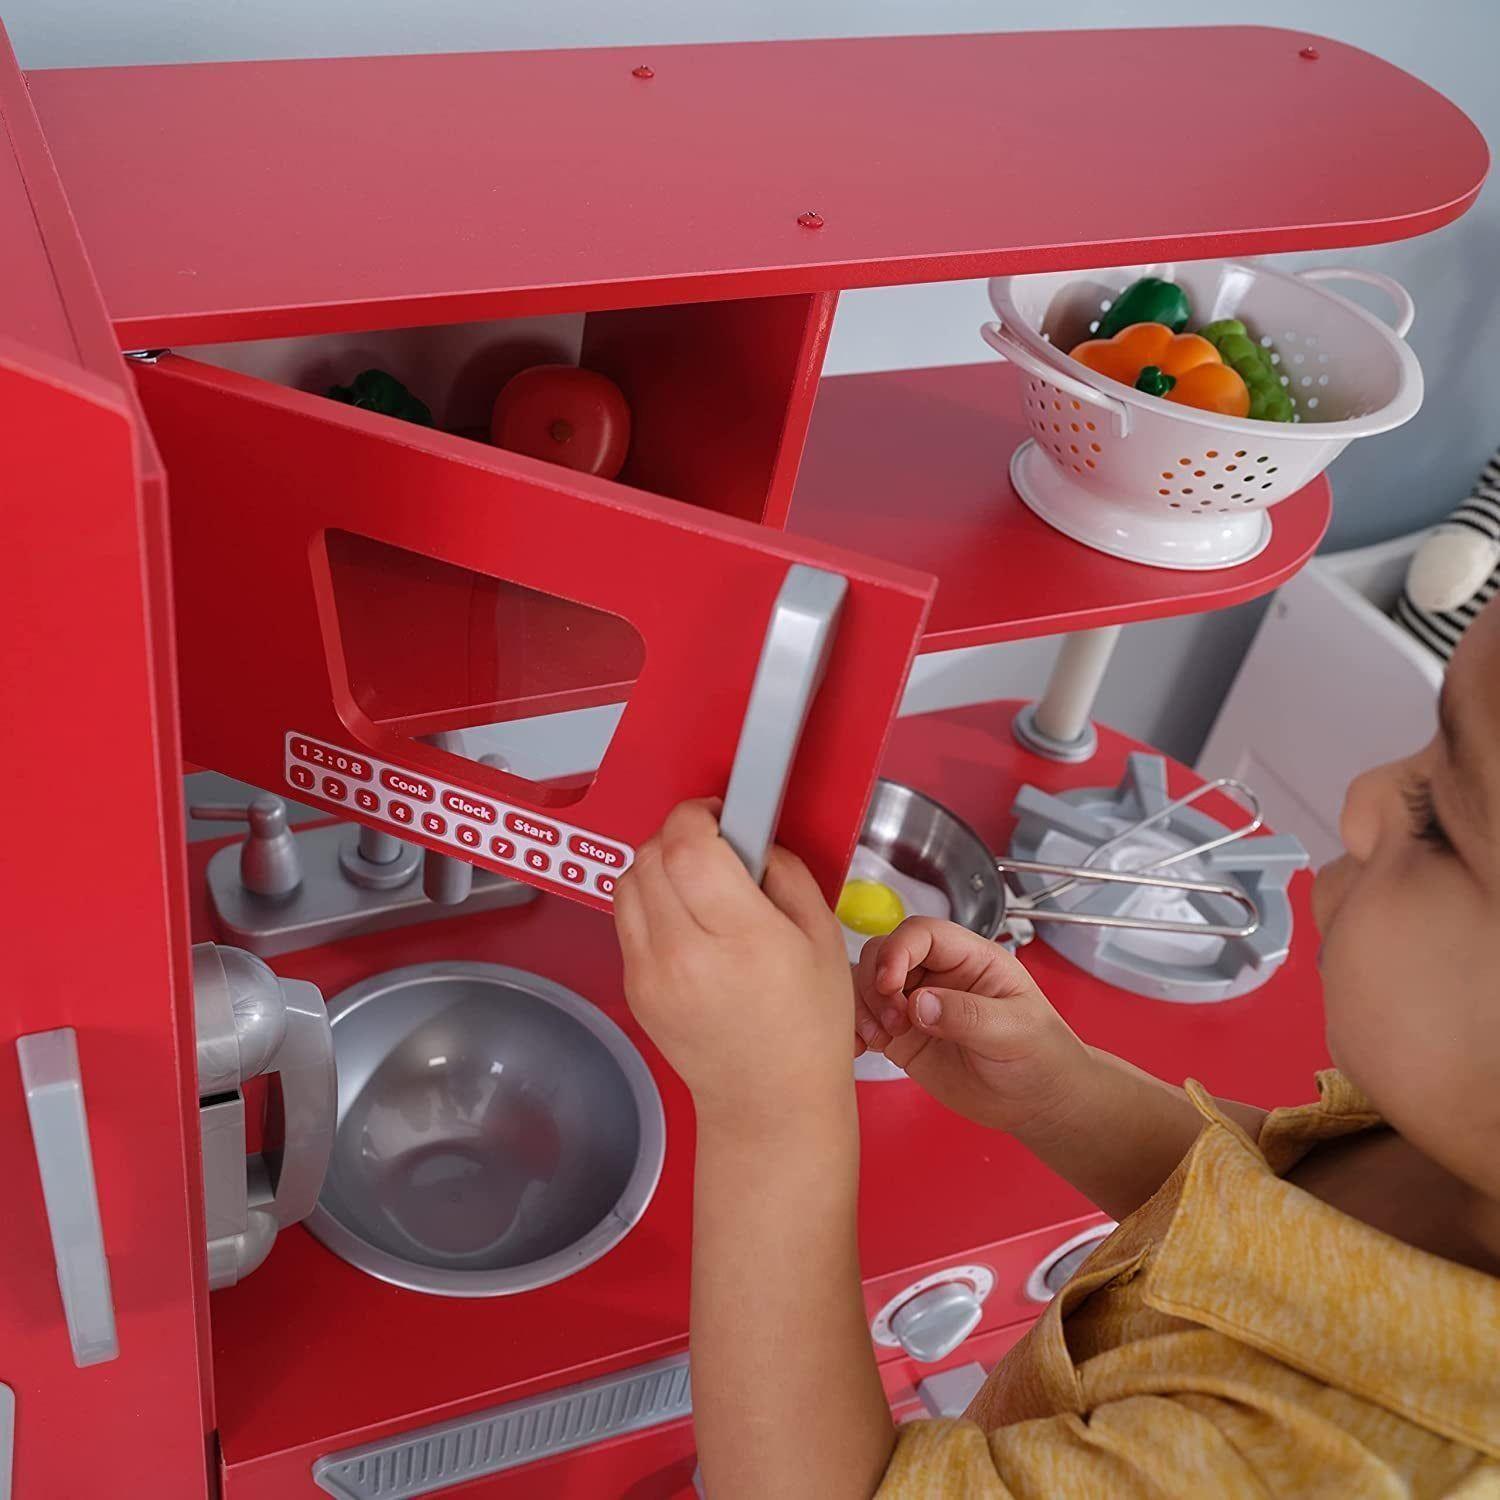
[719,564,848,883]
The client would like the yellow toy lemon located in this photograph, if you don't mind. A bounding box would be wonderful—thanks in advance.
[836,878,906,937]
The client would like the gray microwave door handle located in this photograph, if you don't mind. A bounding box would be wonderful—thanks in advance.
[719,564,848,884]
[262,979,337,1230]
[16,1028,120,1367]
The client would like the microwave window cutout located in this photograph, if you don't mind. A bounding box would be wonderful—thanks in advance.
[322,530,645,797]
[314,531,648,895]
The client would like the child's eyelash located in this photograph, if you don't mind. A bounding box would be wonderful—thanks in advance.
[1402,778,1453,851]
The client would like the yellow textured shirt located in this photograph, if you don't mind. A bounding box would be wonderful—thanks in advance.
[879,1072,1500,1497]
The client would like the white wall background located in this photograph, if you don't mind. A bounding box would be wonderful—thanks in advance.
[15,0,1494,765]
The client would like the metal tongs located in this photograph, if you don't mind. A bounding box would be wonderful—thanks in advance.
[996,778,1265,940]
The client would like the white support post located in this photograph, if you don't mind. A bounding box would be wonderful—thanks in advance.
[1012,625,1122,763]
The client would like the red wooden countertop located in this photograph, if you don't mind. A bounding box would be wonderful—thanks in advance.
[205,701,1328,1472]
[27,28,1487,346]
[790,362,1332,650]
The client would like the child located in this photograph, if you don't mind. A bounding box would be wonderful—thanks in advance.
[613,596,1500,1498]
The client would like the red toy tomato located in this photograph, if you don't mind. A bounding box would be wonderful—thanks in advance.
[490,364,632,480]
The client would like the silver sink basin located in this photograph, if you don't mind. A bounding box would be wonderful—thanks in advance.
[307,961,665,1297]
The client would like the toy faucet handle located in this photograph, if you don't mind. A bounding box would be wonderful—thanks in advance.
[191,793,288,838]
[189,795,302,899]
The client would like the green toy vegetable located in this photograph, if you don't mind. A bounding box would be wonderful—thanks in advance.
[327,369,433,426]
[1097,277,1192,339]
[1196,320,1296,423]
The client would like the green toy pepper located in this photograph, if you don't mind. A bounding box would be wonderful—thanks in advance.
[327,369,434,427]
[1097,277,1192,339]
[1196,320,1296,423]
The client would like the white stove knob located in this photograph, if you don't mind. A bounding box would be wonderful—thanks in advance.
[889,1281,984,1364]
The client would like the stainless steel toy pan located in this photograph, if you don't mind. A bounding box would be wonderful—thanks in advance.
[859,780,1260,943]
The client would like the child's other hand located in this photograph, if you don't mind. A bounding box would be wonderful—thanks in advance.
[614,801,856,1131]
[854,918,1090,1134]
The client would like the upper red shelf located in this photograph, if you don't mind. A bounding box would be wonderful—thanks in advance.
[27,26,1487,346]
[789,361,1332,651]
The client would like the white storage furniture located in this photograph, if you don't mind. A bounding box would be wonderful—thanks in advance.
[1197,533,1442,868]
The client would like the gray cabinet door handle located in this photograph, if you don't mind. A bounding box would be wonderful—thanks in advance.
[720,564,847,883]
[1,1381,14,1500]
[16,1029,119,1367]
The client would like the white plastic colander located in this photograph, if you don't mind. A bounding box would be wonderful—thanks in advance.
[983,261,1423,569]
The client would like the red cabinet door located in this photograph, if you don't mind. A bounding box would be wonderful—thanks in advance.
[137,354,935,910]
[0,22,212,1500]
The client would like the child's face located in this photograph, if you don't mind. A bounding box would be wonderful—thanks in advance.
[1312,597,1500,1192]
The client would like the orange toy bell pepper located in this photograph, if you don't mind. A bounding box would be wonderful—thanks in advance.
[1070,322,1250,418]
[1161,362,1253,418]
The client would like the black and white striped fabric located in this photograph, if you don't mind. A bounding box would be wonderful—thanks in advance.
[1395,457,1500,663]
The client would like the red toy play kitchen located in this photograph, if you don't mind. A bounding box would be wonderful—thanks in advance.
[1,19,1485,1500]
